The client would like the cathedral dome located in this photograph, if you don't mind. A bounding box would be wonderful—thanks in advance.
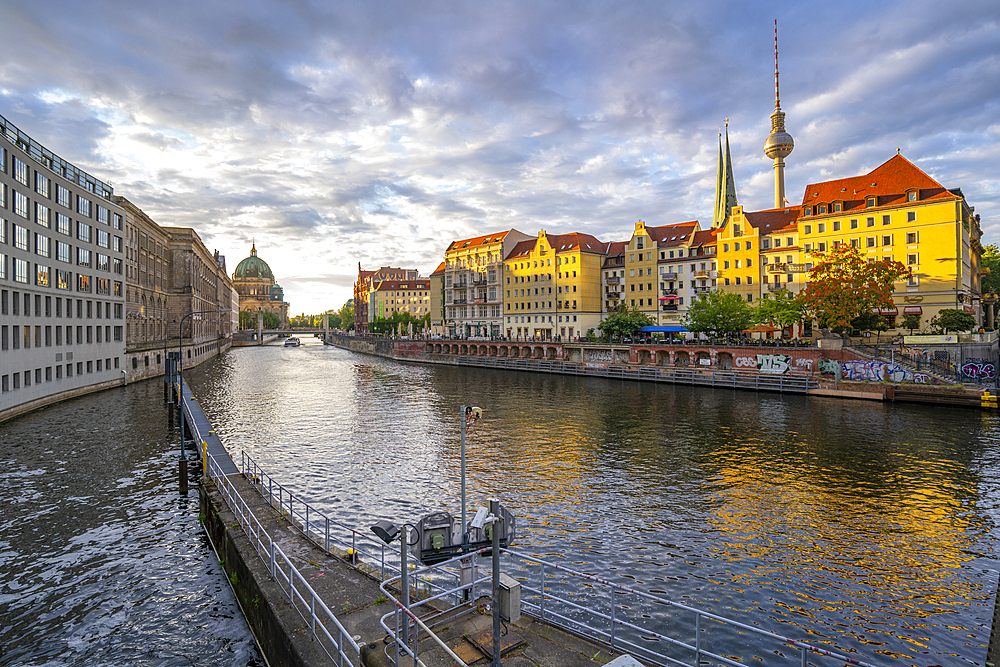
[234,244,274,281]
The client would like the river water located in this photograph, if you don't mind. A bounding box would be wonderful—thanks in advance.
[184,337,1000,667]
[0,379,262,666]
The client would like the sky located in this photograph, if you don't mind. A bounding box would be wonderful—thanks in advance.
[1,0,998,315]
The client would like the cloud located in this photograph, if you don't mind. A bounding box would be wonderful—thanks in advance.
[1,0,998,314]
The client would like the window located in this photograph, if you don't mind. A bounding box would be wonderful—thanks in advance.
[866,237,876,248]
[35,203,50,228]
[882,235,892,246]
[77,222,91,242]
[113,236,122,252]
[804,225,811,235]
[735,277,741,285]
[0,253,5,280]
[57,270,71,290]
[723,243,729,252]
[803,207,812,216]
[907,254,918,265]
[77,196,91,217]
[762,239,770,250]
[96,206,109,225]
[97,229,109,248]
[907,191,917,202]
[35,233,50,257]
[77,248,91,267]
[747,257,753,267]
[867,217,875,227]
[746,241,752,250]
[57,241,70,263]
[13,157,29,186]
[817,223,825,233]
[56,213,71,236]
[850,219,858,229]
[882,215,890,226]
[850,239,859,248]
[906,232,918,244]
[723,260,730,269]
[833,221,840,231]
[747,276,753,284]
[14,191,29,219]
[833,203,842,212]
[97,254,110,272]
[818,205,827,214]
[35,172,50,197]
[14,258,28,283]
[818,242,826,252]
[907,211,916,223]
[907,274,919,287]
[36,265,49,287]
[113,213,122,230]
[866,197,876,207]
[56,184,71,208]
[14,225,29,250]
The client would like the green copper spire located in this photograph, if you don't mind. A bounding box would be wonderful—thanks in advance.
[713,122,738,228]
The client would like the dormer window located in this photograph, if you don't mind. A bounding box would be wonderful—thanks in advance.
[818,205,827,214]
[833,203,842,212]
[803,207,812,216]
[866,197,876,207]
[907,191,918,202]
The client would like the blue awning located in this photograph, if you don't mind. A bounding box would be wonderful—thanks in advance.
[639,326,688,333]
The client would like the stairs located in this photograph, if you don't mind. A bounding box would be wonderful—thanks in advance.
[843,343,957,385]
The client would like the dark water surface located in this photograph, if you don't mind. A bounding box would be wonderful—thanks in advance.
[0,379,262,666]
[185,339,1000,666]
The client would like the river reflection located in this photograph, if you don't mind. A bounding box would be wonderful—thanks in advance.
[187,339,1000,666]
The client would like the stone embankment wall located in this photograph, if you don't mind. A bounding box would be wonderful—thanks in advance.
[125,337,232,383]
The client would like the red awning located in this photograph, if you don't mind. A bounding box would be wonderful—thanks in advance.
[872,307,898,316]
[902,306,922,315]
[658,295,679,300]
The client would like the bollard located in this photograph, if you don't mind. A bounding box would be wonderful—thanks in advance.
[167,401,174,425]
[179,458,188,494]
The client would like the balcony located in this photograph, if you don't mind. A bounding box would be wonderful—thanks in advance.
[766,263,787,273]
[787,263,808,273]
[661,272,678,280]
[606,276,621,285]
[452,298,468,304]
[692,270,716,278]
[661,303,678,312]
[472,279,488,286]
[473,297,486,304]
[661,288,678,296]
[766,282,788,292]
[693,286,712,294]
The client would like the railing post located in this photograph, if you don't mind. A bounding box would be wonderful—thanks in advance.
[695,611,701,663]
[325,518,330,552]
[540,562,545,620]
[610,587,616,648]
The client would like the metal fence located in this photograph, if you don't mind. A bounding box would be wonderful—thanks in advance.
[204,452,361,666]
[371,545,880,667]
[454,357,818,393]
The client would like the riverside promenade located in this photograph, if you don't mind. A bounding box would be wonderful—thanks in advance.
[182,380,628,667]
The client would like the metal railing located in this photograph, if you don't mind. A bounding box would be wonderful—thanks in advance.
[241,452,398,580]
[204,452,361,666]
[374,546,879,667]
[453,357,818,393]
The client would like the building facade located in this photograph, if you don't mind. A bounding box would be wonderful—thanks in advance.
[444,229,531,337]
[657,228,718,327]
[428,262,445,336]
[354,265,416,333]
[622,221,700,320]
[118,197,238,382]
[0,114,127,421]
[233,243,289,327]
[368,278,432,329]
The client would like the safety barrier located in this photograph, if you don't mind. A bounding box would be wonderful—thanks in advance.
[203,453,361,666]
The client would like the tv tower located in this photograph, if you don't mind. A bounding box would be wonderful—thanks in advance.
[763,20,794,209]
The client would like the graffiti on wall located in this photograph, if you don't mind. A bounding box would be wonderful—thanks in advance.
[795,358,814,371]
[757,354,791,374]
[842,360,911,382]
[962,360,997,379]
[819,359,840,375]
[584,349,613,363]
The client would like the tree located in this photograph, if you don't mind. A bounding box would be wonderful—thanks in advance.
[901,313,921,335]
[597,305,654,341]
[799,244,909,333]
[981,244,1000,327]
[930,308,977,333]
[755,289,807,332]
[849,310,889,343]
[327,311,342,329]
[338,302,355,331]
[238,310,280,329]
[684,289,756,337]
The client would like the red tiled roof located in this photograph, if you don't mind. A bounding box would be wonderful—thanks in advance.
[689,228,718,246]
[545,232,607,254]
[372,279,430,291]
[799,154,955,212]
[504,239,537,260]
[744,206,802,232]
[645,221,698,246]
[446,230,512,251]
[430,261,446,276]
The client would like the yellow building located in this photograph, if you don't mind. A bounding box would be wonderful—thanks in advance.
[369,278,432,325]
[716,205,804,308]
[443,229,531,337]
[797,153,982,329]
[503,231,607,340]
[622,221,700,319]
[656,228,719,327]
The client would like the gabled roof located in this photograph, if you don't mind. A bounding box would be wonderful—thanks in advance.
[504,239,537,261]
[643,221,698,247]
[372,278,430,292]
[800,154,955,212]
[446,230,512,252]
[430,261,446,277]
[545,232,607,254]
[743,206,801,233]
[689,228,719,246]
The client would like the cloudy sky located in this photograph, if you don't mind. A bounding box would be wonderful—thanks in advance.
[2,0,998,314]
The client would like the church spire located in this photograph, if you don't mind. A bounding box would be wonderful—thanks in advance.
[713,120,738,228]
[764,19,794,209]
[251,238,257,256]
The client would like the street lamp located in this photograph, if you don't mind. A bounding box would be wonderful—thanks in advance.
[177,308,232,493]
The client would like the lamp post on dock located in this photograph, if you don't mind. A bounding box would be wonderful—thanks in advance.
[177,308,231,493]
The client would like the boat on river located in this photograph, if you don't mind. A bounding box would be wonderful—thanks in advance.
[283,337,301,347]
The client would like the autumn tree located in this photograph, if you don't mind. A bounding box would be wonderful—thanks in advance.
[684,289,756,337]
[799,244,909,333]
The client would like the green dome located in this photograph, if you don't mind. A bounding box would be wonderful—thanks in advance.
[234,244,274,281]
